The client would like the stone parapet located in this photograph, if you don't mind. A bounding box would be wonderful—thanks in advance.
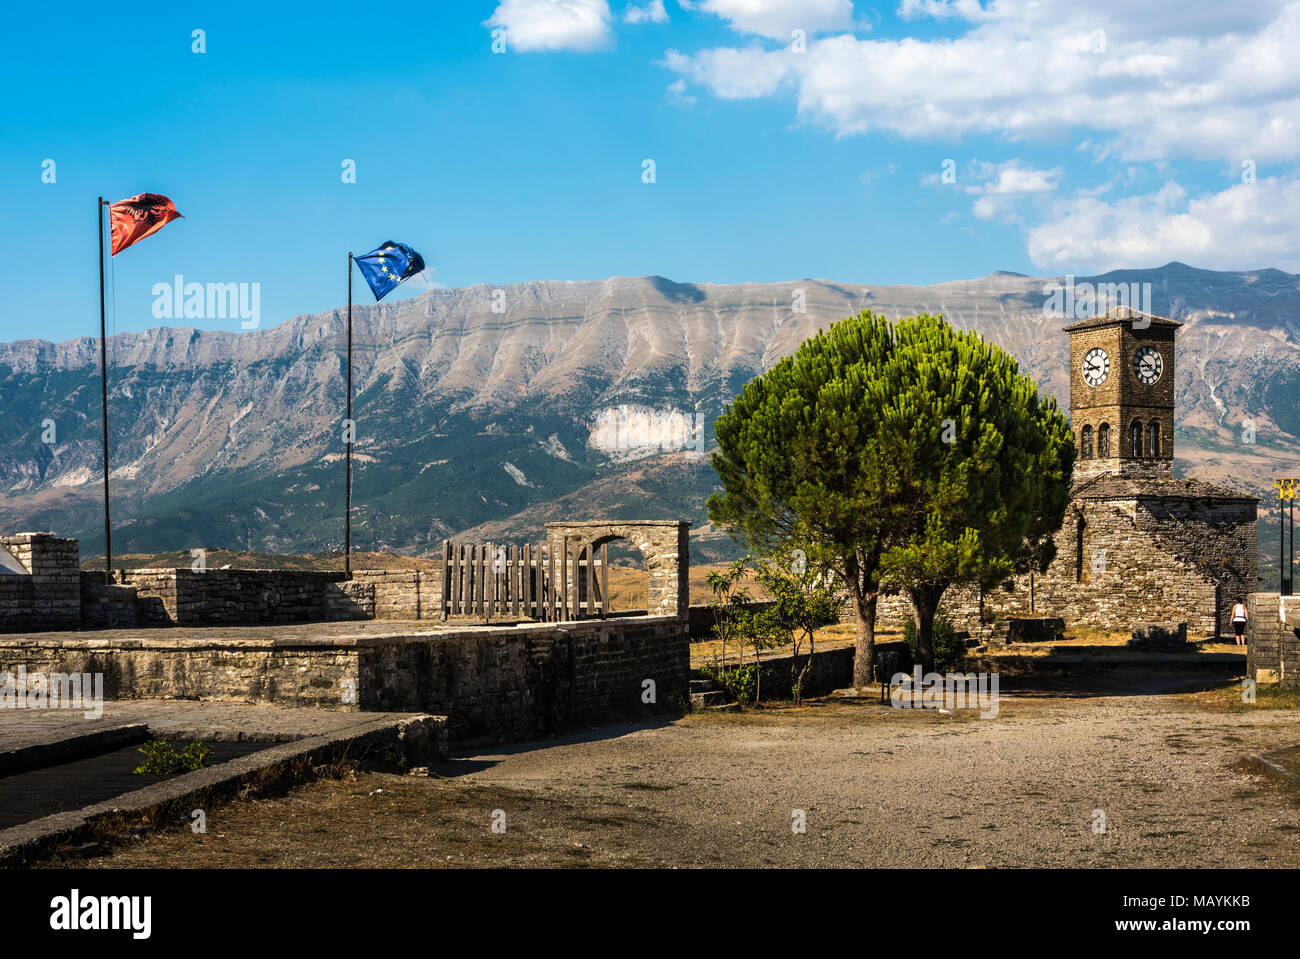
[1247,593,1300,687]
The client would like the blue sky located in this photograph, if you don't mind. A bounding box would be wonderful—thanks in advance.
[3,0,1297,342]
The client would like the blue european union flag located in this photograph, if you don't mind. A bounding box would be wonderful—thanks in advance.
[354,241,425,301]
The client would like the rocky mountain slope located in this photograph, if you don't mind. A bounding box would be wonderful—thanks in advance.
[2,263,1297,566]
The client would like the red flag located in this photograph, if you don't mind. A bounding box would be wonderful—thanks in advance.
[109,193,182,256]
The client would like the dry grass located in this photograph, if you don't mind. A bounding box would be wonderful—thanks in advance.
[39,771,666,869]
[1054,627,1134,646]
[1178,681,1300,713]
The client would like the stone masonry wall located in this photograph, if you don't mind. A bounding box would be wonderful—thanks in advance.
[348,569,441,620]
[840,586,985,635]
[1247,593,1300,688]
[987,497,1223,636]
[0,534,80,632]
[79,572,142,629]
[1,523,683,630]
[834,493,1251,639]
[0,615,690,743]
[1131,497,1258,632]
[356,616,690,741]
[119,568,370,626]
[0,634,357,708]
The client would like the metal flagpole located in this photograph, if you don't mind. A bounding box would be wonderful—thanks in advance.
[345,252,353,578]
[1277,479,1297,596]
[1289,489,1295,597]
[98,197,112,584]
[1282,485,1288,595]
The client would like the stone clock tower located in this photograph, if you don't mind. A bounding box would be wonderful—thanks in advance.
[873,303,1257,641]
[1064,306,1178,482]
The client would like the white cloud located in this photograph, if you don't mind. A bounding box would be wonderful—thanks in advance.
[664,0,1300,164]
[975,161,1059,196]
[687,0,857,40]
[625,0,669,23]
[666,78,697,106]
[927,159,1062,221]
[970,161,1060,219]
[485,0,613,53]
[1027,177,1300,272]
[898,0,994,22]
[663,46,793,98]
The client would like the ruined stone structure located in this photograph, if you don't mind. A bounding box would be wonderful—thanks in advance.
[0,520,693,742]
[0,615,691,741]
[0,520,692,633]
[870,307,1259,639]
[545,521,690,619]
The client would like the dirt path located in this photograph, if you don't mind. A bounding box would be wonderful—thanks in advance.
[43,680,1300,869]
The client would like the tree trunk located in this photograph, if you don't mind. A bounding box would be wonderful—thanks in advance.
[795,630,815,706]
[851,589,878,689]
[909,586,942,673]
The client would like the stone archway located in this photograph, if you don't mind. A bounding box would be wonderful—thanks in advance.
[545,521,690,619]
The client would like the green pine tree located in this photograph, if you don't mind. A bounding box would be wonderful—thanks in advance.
[709,311,1073,674]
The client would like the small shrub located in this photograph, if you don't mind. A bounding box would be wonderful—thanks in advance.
[902,615,965,672]
[134,739,213,775]
[701,663,759,705]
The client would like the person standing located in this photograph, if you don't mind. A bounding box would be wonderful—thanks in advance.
[1231,598,1249,646]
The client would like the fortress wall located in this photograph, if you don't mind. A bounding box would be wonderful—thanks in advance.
[0,615,690,743]
[348,569,441,620]
[117,568,368,626]
[0,534,80,632]
[356,616,689,741]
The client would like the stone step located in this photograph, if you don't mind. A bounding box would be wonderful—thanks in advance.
[689,679,716,693]
[690,690,730,709]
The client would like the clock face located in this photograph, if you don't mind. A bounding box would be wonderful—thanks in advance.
[1133,345,1163,385]
[1081,347,1110,387]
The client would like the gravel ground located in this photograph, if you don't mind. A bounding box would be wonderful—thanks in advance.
[44,672,1300,869]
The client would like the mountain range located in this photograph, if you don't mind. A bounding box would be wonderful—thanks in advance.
[2,263,1297,569]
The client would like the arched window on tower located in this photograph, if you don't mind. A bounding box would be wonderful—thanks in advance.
[1080,425,1093,459]
[1130,420,1143,457]
[1097,422,1110,458]
[1147,420,1160,457]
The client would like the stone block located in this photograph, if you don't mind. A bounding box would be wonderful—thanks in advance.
[1128,621,1189,648]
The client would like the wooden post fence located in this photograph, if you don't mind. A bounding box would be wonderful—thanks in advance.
[437,540,606,622]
